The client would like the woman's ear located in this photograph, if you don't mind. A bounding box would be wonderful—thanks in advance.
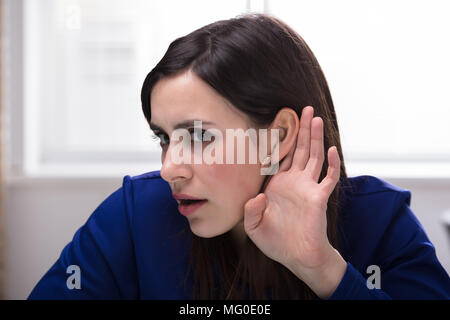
[268,108,300,162]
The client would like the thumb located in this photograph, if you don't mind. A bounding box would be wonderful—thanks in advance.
[244,193,267,236]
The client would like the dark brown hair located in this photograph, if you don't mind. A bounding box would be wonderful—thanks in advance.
[141,13,349,299]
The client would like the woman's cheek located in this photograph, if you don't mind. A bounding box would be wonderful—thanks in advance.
[203,162,238,186]
[221,165,261,196]
[201,135,263,199]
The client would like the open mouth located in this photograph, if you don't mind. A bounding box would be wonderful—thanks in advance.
[178,199,208,216]
[180,199,207,205]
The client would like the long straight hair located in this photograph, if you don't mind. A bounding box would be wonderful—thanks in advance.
[141,13,349,299]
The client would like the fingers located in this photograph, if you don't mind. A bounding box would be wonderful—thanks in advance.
[289,105,338,188]
[304,117,325,182]
[291,106,314,170]
[319,146,341,195]
[244,193,267,236]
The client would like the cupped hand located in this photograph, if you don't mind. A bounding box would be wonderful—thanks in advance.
[244,106,342,277]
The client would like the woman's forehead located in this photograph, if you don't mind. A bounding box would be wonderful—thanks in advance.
[151,74,251,129]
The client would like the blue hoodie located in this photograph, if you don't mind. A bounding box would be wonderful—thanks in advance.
[28,170,450,299]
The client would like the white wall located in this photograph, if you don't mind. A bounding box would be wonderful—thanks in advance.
[388,178,450,271]
[4,176,450,299]
[4,177,122,299]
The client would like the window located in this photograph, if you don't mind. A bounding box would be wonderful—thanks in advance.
[266,0,450,177]
[21,0,248,176]
[11,0,450,178]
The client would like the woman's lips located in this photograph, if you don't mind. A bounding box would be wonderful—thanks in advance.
[173,193,205,201]
[178,200,208,216]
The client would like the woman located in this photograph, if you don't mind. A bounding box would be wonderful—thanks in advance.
[28,13,450,300]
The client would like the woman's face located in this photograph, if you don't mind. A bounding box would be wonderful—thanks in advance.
[150,70,267,239]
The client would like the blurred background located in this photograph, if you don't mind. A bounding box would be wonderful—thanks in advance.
[0,0,449,299]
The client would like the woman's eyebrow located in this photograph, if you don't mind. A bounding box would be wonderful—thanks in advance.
[149,120,216,132]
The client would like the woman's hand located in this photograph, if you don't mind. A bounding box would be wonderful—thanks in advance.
[243,106,347,299]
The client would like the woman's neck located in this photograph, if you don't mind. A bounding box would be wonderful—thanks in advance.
[229,220,247,252]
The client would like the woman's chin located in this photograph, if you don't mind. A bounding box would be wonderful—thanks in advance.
[191,230,219,239]
[189,222,227,239]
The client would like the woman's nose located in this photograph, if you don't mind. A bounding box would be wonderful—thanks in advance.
[160,144,193,183]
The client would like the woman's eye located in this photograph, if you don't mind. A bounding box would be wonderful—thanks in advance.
[189,129,213,142]
[151,133,169,146]
[151,129,213,147]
